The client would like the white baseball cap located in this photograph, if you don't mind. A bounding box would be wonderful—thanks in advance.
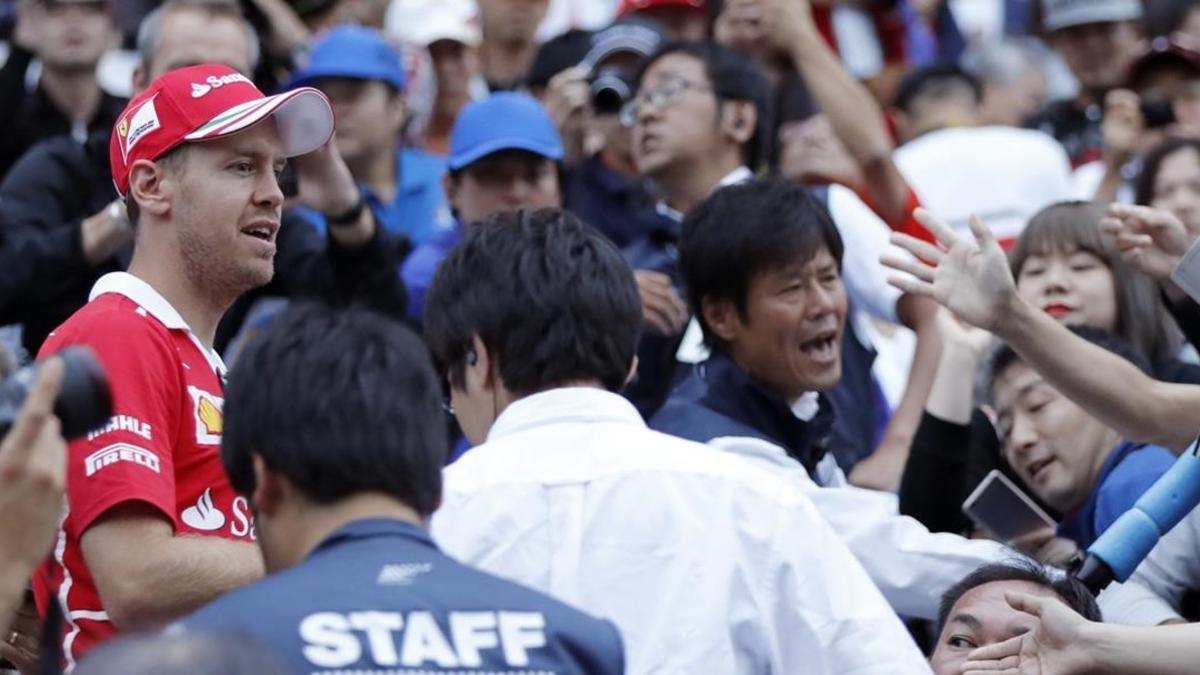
[1042,0,1143,33]
[385,0,482,48]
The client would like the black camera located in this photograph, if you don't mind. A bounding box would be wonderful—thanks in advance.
[0,346,113,441]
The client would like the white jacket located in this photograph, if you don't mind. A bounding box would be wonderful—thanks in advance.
[433,388,932,675]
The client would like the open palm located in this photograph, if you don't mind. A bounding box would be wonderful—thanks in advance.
[880,209,1017,333]
[960,592,1094,675]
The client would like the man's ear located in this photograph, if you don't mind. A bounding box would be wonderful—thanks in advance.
[127,159,173,220]
[388,93,409,134]
[250,455,284,518]
[721,100,757,145]
[701,296,742,343]
[465,334,495,392]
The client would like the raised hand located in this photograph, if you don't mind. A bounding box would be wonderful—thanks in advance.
[961,592,1095,675]
[634,270,688,336]
[881,209,1017,332]
[1100,204,1196,281]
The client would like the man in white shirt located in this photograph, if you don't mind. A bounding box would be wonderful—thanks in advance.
[891,64,1074,249]
[424,207,931,675]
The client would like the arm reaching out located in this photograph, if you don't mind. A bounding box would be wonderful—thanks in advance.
[881,209,1200,451]
[963,592,1200,675]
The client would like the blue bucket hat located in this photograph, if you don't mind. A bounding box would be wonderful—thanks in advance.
[447,93,564,171]
[288,25,406,91]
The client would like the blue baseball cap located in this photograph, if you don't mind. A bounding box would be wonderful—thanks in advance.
[447,93,564,171]
[288,25,406,91]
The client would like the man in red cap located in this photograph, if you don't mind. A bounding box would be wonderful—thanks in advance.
[31,63,347,668]
[618,0,708,41]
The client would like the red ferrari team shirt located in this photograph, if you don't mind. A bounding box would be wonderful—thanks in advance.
[32,272,254,669]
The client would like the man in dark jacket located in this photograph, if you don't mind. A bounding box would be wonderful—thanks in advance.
[0,0,126,180]
[0,0,406,357]
[650,176,848,483]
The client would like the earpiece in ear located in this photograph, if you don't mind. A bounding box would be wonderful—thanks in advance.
[466,348,478,366]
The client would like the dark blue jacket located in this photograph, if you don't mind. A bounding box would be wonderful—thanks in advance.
[651,353,835,476]
[565,155,662,249]
[179,518,624,674]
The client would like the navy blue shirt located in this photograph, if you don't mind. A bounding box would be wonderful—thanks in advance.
[651,353,835,476]
[564,155,662,249]
[400,223,460,324]
[1058,441,1177,548]
[179,518,624,674]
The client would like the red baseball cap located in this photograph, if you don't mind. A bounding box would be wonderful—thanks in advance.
[110,64,334,196]
[617,0,705,17]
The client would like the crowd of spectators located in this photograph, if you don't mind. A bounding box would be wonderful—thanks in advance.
[4,0,1200,674]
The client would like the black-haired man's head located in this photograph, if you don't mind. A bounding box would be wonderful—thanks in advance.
[627,41,769,183]
[424,208,642,444]
[987,325,1150,515]
[221,302,446,571]
[930,560,1100,675]
[892,64,983,143]
[680,177,846,400]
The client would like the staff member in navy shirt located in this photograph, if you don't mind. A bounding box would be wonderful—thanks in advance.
[174,303,623,675]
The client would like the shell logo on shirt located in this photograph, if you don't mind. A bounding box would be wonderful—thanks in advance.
[187,385,224,445]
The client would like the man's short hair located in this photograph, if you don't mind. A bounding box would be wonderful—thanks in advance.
[136,0,261,74]
[221,302,446,517]
[893,64,983,114]
[424,208,642,395]
[985,325,1151,408]
[634,41,770,170]
[938,561,1102,633]
[679,177,844,351]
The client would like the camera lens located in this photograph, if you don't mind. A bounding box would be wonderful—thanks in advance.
[590,70,632,116]
[0,347,113,440]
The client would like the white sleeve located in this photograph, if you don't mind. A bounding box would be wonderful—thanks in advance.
[1099,506,1200,625]
[708,436,1014,622]
[826,184,903,324]
[801,480,1016,620]
[763,482,933,674]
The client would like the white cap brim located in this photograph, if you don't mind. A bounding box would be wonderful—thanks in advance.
[183,87,334,158]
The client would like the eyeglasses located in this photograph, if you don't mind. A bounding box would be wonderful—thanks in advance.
[619,77,714,128]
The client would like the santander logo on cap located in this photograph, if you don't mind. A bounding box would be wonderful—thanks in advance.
[109,63,335,197]
[190,72,254,98]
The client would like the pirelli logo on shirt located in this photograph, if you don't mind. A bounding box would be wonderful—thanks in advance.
[187,386,224,445]
[84,443,160,477]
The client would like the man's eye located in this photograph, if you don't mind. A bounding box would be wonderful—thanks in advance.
[947,636,977,649]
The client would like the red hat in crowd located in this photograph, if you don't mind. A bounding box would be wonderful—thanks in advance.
[109,64,334,196]
[617,0,706,17]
